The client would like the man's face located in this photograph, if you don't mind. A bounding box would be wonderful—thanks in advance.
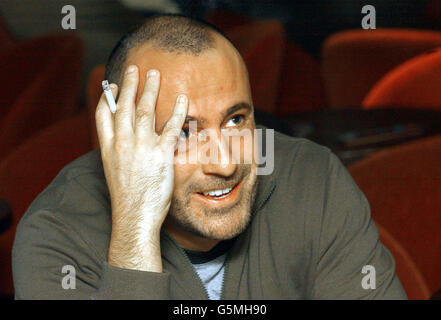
[126,35,258,241]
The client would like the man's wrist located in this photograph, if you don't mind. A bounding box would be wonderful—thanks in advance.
[108,228,163,272]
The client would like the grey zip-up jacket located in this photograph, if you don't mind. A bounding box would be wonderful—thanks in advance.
[12,130,407,299]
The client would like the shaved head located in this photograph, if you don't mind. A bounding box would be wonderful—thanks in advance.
[103,14,257,249]
[105,14,230,88]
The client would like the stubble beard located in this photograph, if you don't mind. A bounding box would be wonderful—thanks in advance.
[167,164,258,241]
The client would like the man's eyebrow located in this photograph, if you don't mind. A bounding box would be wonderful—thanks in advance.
[223,102,252,119]
[183,102,252,125]
[184,115,204,125]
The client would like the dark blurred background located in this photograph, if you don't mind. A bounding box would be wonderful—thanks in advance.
[0,0,438,102]
[0,0,440,300]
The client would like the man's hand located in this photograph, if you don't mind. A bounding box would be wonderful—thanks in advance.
[95,65,188,272]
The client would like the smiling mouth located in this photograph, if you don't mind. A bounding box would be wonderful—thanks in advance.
[195,181,241,202]
[200,186,235,199]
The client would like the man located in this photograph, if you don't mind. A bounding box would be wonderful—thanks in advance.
[12,14,406,299]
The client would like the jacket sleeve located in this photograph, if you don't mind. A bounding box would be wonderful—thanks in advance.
[311,153,407,300]
[12,174,172,300]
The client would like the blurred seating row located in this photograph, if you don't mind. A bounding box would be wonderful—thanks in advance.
[312,23,441,301]
[348,134,441,299]
[0,10,440,299]
[0,15,91,297]
[205,9,326,115]
[0,28,83,160]
[322,29,441,109]
[207,10,441,112]
[320,26,441,298]
[0,111,92,296]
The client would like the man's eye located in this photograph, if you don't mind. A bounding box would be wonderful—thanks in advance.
[179,128,190,140]
[226,115,244,127]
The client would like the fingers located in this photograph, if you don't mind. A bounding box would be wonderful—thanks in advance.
[135,69,160,139]
[96,83,118,149]
[160,94,188,149]
[115,65,139,137]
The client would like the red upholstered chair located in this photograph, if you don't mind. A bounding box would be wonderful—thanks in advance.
[224,20,285,113]
[206,9,325,114]
[322,29,441,108]
[276,42,326,114]
[0,111,93,297]
[0,33,83,160]
[362,48,441,109]
[377,224,431,300]
[348,135,441,295]
[206,10,282,114]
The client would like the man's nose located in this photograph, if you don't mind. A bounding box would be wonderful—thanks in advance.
[200,130,237,177]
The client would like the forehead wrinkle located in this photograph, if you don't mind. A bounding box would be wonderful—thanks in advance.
[129,37,251,130]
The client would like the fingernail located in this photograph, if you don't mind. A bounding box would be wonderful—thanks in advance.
[126,65,137,74]
[178,94,187,104]
[110,83,117,89]
[148,69,158,78]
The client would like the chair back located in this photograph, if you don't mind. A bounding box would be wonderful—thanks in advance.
[377,224,431,300]
[322,29,441,108]
[348,135,441,295]
[363,48,441,109]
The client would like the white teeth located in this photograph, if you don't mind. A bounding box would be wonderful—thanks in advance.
[203,186,233,197]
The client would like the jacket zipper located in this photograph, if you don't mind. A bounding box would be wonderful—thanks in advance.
[219,251,230,300]
[219,182,276,300]
[162,181,276,300]
[162,232,211,300]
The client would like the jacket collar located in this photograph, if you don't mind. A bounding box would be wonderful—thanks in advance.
[159,153,277,299]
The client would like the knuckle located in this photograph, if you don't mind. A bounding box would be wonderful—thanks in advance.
[173,111,186,120]
[121,78,136,90]
[135,108,153,120]
[140,91,156,105]
[113,138,129,154]
[168,115,182,127]
[164,125,180,140]
[166,132,178,142]
[115,106,131,117]
[162,135,178,148]
[148,80,159,91]
[163,122,176,134]
[126,72,138,82]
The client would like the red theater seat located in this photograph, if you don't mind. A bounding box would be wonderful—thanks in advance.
[276,42,326,114]
[0,34,83,160]
[363,48,441,109]
[206,9,284,113]
[224,20,285,113]
[322,29,441,108]
[0,111,92,297]
[377,224,431,300]
[207,9,325,114]
[348,135,441,295]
